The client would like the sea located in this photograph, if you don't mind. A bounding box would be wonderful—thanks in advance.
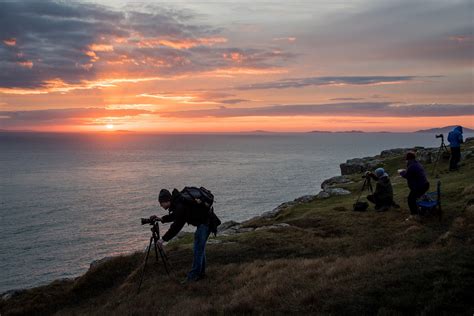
[0,132,468,293]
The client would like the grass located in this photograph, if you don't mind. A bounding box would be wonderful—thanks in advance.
[2,140,474,315]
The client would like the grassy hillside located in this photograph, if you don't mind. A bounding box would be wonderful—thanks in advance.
[2,140,474,315]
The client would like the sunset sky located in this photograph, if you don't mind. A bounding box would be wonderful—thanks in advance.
[0,0,473,132]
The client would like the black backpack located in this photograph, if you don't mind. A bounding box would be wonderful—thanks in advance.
[180,187,221,236]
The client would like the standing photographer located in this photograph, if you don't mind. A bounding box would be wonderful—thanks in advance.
[365,168,398,211]
[448,126,463,171]
[399,152,430,221]
[150,188,211,283]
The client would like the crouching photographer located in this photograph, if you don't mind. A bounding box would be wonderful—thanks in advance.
[365,168,399,212]
[149,187,220,284]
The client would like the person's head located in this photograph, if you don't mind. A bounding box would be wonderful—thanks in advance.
[374,167,385,178]
[454,125,463,133]
[405,151,416,161]
[158,189,172,210]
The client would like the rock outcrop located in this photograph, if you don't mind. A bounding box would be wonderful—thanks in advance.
[321,175,351,190]
[340,157,383,175]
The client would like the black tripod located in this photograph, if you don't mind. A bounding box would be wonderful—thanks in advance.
[353,174,374,211]
[137,220,172,293]
[357,174,374,201]
[432,134,449,177]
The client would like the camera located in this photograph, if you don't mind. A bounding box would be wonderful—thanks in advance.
[435,134,443,139]
[141,216,159,225]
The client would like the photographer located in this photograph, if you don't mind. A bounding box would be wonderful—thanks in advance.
[447,126,463,171]
[151,188,211,283]
[365,168,398,211]
[399,152,430,221]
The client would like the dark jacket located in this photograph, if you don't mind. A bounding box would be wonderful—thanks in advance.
[369,174,393,205]
[400,160,429,191]
[447,126,463,148]
[161,189,209,241]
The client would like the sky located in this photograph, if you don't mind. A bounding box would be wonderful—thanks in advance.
[0,0,473,132]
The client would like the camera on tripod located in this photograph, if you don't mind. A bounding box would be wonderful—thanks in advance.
[140,216,160,225]
[435,134,443,139]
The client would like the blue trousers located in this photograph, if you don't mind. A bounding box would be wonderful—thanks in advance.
[187,224,210,280]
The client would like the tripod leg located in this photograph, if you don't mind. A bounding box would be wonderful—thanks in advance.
[137,237,153,294]
[153,239,160,262]
[157,245,171,275]
[432,147,442,175]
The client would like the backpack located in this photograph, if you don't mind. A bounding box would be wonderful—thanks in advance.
[180,187,221,236]
[353,201,369,212]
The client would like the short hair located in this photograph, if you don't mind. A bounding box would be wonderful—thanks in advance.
[158,189,172,203]
[405,151,416,160]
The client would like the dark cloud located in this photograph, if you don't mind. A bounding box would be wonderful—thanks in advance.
[236,76,423,90]
[220,99,250,104]
[0,107,151,127]
[0,0,288,89]
[160,102,474,118]
[329,97,365,101]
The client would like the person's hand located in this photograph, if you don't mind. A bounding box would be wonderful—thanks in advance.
[157,238,165,247]
[149,215,161,222]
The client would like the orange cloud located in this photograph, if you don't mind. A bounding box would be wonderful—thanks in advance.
[223,52,245,63]
[0,76,171,95]
[84,50,99,63]
[3,38,16,46]
[17,61,33,69]
[89,44,114,52]
[139,92,220,104]
[137,37,227,49]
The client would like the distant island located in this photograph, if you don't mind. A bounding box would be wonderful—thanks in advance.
[308,130,365,133]
[415,125,474,133]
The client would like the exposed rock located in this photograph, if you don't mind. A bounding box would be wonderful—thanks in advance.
[218,221,242,236]
[380,148,412,158]
[294,195,317,203]
[254,223,290,231]
[217,220,240,232]
[321,176,351,190]
[316,191,331,199]
[259,194,318,219]
[261,206,288,219]
[207,239,224,244]
[324,188,351,196]
[340,157,383,175]
[465,137,474,143]
[238,227,256,233]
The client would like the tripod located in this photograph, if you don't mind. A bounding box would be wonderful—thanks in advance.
[356,174,374,202]
[137,220,172,293]
[432,134,449,177]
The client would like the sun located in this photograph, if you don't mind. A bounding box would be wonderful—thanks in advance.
[106,124,114,130]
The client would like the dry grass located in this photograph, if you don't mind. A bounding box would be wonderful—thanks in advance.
[2,140,474,315]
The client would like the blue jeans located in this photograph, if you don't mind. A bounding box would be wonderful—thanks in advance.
[187,224,210,281]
